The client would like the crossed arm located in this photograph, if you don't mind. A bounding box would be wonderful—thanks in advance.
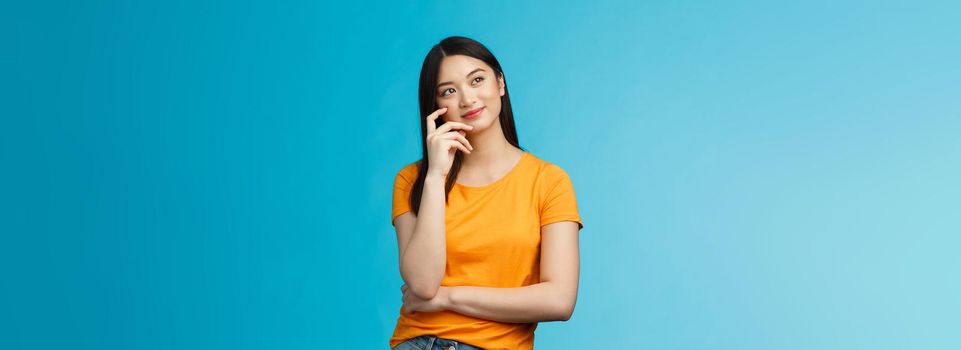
[394,211,580,323]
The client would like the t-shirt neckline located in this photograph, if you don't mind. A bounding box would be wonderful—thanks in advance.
[453,151,529,191]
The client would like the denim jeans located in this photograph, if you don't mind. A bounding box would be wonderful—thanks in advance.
[391,334,485,350]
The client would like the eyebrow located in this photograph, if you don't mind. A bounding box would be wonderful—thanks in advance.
[437,68,487,89]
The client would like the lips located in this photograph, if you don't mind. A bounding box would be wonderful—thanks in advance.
[462,106,485,119]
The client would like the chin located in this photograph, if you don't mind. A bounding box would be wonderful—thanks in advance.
[466,113,498,133]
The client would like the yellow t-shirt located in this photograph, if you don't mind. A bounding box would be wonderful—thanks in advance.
[389,151,583,350]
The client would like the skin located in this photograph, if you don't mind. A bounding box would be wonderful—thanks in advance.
[393,54,581,323]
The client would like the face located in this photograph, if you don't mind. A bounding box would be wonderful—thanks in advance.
[435,55,506,134]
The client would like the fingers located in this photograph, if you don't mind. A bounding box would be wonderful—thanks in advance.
[435,132,473,152]
[442,138,471,154]
[425,107,448,134]
[453,134,473,152]
[424,108,473,157]
[433,121,473,135]
[401,288,415,314]
[435,133,474,154]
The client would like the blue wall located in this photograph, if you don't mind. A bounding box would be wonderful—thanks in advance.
[2,1,959,349]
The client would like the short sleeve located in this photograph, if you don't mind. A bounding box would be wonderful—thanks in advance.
[391,162,419,224]
[539,164,583,230]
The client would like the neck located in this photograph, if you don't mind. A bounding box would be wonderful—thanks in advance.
[462,119,516,168]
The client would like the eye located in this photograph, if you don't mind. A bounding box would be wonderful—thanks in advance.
[472,77,484,84]
[441,87,455,97]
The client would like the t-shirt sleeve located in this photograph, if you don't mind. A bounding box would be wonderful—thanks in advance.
[391,163,419,224]
[539,164,583,230]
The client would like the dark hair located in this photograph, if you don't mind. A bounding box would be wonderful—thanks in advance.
[409,36,522,214]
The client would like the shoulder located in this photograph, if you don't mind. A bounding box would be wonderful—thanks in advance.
[525,152,572,181]
[394,160,421,183]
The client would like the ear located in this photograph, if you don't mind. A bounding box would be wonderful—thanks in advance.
[498,74,506,97]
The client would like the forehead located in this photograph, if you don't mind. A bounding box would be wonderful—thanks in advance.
[437,55,491,80]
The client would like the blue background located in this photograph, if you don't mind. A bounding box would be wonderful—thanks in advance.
[2,0,959,349]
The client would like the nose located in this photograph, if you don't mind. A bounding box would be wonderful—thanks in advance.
[458,88,477,108]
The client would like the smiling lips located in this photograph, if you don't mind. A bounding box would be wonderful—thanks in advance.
[462,106,485,119]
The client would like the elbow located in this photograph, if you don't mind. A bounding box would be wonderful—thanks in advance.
[409,282,440,300]
[558,305,574,322]
[400,264,443,300]
[552,300,576,322]
[544,282,578,322]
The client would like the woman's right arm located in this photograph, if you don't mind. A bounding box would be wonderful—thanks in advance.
[394,107,473,300]
[394,173,446,300]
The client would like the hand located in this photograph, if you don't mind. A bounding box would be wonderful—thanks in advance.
[401,284,451,314]
[425,107,474,178]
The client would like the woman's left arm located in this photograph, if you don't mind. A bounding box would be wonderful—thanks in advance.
[404,221,580,323]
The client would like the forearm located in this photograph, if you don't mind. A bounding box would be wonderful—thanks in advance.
[446,282,576,323]
[400,174,447,298]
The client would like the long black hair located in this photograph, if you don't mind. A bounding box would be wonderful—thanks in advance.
[409,36,522,214]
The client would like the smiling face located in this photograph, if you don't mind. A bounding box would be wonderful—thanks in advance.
[435,55,506,134]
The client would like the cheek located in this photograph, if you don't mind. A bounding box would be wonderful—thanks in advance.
[479,85,501,100]
[481,89,501,114]
[436,102,454,118]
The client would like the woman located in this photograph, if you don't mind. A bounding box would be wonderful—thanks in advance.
[390,36,583,350]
